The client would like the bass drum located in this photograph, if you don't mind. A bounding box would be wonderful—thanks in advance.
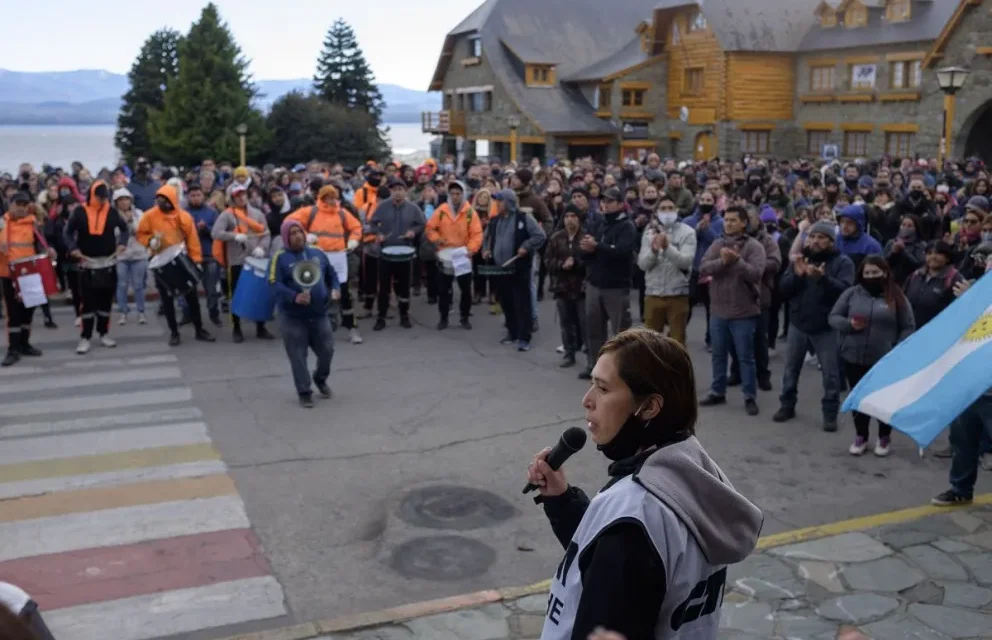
[149,244,201,296]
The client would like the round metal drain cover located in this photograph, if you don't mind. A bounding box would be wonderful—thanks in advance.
[397,485,516,530]
[389,535,496,581]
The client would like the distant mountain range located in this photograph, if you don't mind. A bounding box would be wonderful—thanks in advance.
[0,69,439,125]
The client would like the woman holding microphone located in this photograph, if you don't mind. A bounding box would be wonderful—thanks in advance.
[527,328,762,640]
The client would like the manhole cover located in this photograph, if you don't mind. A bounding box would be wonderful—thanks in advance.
[397,485,516,530]
[389,536,496,581]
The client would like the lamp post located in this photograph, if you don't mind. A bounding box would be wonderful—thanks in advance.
[235,123,248,167]
[936,66,969,168]
[507,115,520,165]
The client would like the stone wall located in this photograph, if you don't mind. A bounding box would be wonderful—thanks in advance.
[920,4,992,158]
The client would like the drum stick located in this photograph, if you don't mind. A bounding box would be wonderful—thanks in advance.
[501,255,521,268]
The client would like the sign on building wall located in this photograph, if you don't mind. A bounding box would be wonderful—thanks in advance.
[851,64,877,90]
[622,121,650,139]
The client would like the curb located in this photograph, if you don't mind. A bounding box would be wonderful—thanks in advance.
[217,494,992,640]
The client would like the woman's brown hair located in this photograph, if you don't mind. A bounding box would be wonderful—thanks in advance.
[0,603,36,640]
[858,255,904,311]
[600,328,698,444]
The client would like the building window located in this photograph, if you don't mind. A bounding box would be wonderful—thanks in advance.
[456,93,465,111]
[596,83,612,110]
[890,59,922,89]
[741,131,770,155]
[688,11,707,32]
[886,0,911,22]
[807,130,830,155]
[526,65,555,87]
[469,92,486,112]
[484,91,493,111]
[469,36,482,58]
[683,67,704,95]
[622,89,645,107]
[442,93,452,110]
[844,131,869,156]
[821,8,837,28]
[810,65,835,91]
[844,4,867,28]
[885,132,914,156]
[848,63,877,90]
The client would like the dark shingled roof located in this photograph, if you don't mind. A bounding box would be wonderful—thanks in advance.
[701,0,822,52]
[449,0,499,36]
[562,37,649,83]
[799,0,955,52]
[499,35,557,65]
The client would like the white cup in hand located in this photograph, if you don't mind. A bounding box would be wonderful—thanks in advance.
[306,233,318,245]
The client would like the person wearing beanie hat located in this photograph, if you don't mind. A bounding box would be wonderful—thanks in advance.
[232,166,251,188]
[286,184,364,344]
[268,218,340,408]
[424,178,482,330]
[510,168,552,321]
[113,187,151,325]
[213,178,273,342]
[774,216,855,432]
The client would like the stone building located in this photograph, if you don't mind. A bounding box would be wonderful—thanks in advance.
[423,0,992,163]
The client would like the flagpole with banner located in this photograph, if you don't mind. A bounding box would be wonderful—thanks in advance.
[842,273,992,448]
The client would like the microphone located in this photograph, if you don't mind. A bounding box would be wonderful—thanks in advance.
[522,427,587,494]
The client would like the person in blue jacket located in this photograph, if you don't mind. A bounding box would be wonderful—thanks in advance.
[836,204,882,270]
[269,218,340,408]
[683,191,724,348]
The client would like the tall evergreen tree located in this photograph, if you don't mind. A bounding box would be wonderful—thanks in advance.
[115,28,181,164]
[148,3,268,166]
[313,19,387,124]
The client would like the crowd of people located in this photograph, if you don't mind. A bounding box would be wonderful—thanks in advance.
[2,151,991,462]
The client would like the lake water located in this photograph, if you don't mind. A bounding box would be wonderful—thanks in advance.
[0,123,433,173]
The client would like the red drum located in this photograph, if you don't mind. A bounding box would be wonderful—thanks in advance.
[10,254,59,297]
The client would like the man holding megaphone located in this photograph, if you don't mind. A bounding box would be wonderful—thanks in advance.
[268,218,341,408]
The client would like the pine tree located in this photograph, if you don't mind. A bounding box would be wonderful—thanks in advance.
[266,92,388,166]
[148,3,268,167]
[313,19,387,124]
[115,29,181,164]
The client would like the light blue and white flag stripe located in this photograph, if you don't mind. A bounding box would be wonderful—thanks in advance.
[842,273,992,447]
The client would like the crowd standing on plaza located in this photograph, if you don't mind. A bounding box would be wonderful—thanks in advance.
[2,149,992,495]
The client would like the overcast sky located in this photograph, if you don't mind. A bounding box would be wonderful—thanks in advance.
[0,0,471,89]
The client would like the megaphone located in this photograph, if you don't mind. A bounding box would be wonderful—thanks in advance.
[292,260,321,290]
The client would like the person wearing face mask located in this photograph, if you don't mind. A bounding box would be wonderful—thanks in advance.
[637,195,696,346]
[353,169,383,214]
[46,176,85,325]
[894,179,939,241]
[822,175,841,209]
[545,206,588,368]
[128,157,162,212]
[63,180,130,354]
[526,328,762,640]
[836,205,882,270]
[664,172,694,219]
[683,193,724,350]
[883,214,925,286]
[829,256,915,457]
[764,184,795,221]
[841,165,861,196]
[136,185,216,346]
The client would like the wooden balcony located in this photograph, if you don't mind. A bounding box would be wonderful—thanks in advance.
[421,110,466,137]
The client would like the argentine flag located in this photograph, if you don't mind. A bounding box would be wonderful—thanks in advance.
[842,273,992,447]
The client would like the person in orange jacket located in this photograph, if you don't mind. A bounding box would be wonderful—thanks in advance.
[136,185,216,346]
[353,168,383,214]
[425,181,482,330]
[287,185,365,344]
[0,191,55,367]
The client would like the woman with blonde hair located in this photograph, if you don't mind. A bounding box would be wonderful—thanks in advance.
[471,187,499,305]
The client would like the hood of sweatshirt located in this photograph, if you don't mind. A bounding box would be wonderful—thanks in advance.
[634,436,763,565]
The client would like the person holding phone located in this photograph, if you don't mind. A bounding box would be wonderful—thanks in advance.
[829,256,915,456]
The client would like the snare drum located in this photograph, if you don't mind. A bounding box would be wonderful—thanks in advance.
[9,254,59,296]
[381,246,416,263]
[476,263,514,277]
[436,247,458,276]
[79,255,118,289]
[149,244,201,296]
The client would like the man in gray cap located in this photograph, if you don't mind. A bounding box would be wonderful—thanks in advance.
[773,220,855,432]
[482,189,546,351]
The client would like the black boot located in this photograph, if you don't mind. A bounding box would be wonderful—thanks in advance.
[256,324,275,340]
[1,349,20,367]
[19,330,42,357]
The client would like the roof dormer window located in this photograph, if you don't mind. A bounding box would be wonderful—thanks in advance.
[526,64,556,87]
[821,8,837,28]
[469,36,482,58]
[688,11,707,32]
[844,3,868,28]
[886,0,911,23]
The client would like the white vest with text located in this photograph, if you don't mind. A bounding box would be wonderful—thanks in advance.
[540,476,727,640]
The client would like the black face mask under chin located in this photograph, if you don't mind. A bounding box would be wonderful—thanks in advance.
[597,411,650,462]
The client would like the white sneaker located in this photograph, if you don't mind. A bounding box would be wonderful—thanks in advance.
[849,437,868,456]
[119,314,128,326]
[138,313,148,325]
[100,335,117,348]
[74,316,81,328]
[874,438,891,457]
[804,353,819,367]
[76,338,91,355]
[555,345,565,354]
[349,328,364,345]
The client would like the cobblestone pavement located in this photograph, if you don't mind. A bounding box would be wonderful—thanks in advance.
[314,505,992,640]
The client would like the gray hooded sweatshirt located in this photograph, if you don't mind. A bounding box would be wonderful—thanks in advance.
[541,436,762,640]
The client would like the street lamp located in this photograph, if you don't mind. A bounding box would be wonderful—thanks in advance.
[235,123,248,168]
[507,115,521,165]
[936,66,969,168]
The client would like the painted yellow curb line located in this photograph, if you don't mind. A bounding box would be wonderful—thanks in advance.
[219,495,992,640]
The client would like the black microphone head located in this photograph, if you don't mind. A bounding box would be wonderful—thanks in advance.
[561,426,587,452]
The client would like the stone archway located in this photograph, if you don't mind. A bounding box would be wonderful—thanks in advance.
[958,99,992,164]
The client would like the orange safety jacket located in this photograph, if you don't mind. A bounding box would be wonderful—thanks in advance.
[0,214,44,278]
[425,202,483,255]
[287,203,362,252]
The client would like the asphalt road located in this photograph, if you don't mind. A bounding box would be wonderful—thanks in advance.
[173,290,990,630]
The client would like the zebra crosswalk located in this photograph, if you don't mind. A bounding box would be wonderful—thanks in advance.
[0,318,288,640]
